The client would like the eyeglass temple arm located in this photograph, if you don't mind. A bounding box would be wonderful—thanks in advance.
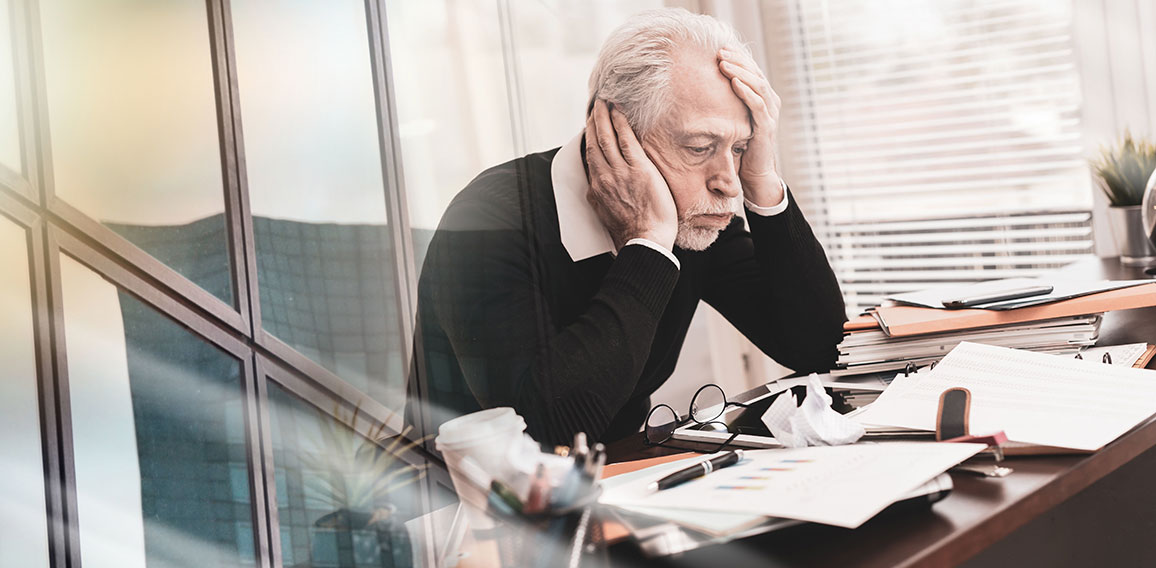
[714,430,741,453]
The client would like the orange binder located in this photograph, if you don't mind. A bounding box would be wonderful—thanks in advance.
[844,313,879,331]
[1136,344,1156,369]
[869,283,1156,337]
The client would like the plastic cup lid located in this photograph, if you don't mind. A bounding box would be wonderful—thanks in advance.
[436,407,526,450]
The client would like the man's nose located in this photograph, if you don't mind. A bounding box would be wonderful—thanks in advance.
[708,152,742,198]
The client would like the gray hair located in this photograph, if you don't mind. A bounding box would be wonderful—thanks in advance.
[587,8,752,137]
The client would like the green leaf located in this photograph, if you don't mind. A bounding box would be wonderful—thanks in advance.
[1090,131,1156,206]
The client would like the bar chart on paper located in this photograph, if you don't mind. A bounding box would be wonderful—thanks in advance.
[601,443,983,528]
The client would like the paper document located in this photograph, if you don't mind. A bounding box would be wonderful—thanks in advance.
[854,342,1156,451]
[822,373,891,391]
[888,279,1149,310]
[600,442,983,528]
[838,320,1099,365]
[1076,343,1151,367]
[601,456,769,536]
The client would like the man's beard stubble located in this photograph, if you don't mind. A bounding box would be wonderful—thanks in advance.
[674,196,742,251]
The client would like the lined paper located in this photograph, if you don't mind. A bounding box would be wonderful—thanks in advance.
[855,342,1156,451]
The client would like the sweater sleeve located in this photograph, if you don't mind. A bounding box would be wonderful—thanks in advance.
[701,188,847,372]
[421,196,678,445]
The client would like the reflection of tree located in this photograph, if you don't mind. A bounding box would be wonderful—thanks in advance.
[298,405,429,567]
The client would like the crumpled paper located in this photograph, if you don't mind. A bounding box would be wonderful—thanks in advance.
[761,373,865,448]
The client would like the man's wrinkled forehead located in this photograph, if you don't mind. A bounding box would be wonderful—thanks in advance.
[673,125,754,145]
[653,49,752,142]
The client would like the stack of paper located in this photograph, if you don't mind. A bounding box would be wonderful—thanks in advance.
[854,342,1156,452]
[834,314,1101,376]
[834,280,1156,377]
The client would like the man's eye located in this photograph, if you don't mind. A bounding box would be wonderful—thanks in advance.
[733,146,747,155]
[688,146,710,155]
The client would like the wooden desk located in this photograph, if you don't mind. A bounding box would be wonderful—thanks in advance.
[604,258,1156,567]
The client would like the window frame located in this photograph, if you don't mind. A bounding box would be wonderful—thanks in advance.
[27,0,251,332]
[5,0,437,565]
[2,0,38,203]
[45,223,272,568]
[0,189,56,568]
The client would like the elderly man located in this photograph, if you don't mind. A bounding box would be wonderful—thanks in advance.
[410,8,845,446]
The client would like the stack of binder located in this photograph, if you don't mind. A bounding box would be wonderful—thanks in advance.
[834,281,1156,378]
[835,314,1100,376]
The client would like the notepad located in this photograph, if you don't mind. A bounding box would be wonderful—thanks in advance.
[854,342,1156,452]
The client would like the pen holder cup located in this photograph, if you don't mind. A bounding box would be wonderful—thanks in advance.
[471,485,604,568]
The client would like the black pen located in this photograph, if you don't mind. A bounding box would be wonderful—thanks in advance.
[647,449,744,492]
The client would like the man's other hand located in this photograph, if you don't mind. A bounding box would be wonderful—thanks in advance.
[717,48,785,208]
[585,99,678,251]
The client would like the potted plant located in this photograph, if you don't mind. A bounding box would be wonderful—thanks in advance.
[300,406,430,567]
[1090,132,1156,265]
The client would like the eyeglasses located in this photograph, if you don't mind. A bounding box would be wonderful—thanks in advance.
[644,384,750,453]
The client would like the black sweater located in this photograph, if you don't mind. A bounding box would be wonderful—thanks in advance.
[410,147,846,446]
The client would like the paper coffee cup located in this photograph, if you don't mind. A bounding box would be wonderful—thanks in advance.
[436,408,526,528]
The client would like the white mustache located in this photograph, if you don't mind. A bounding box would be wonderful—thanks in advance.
[682,196,741,219]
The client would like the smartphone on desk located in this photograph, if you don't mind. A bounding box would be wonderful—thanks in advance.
[941,284,1053,309]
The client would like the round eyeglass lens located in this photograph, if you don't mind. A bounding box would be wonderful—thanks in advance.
[691,384,726,423]
[645,404,678,445]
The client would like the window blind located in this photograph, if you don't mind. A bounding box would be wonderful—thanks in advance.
[766,0,1095,314]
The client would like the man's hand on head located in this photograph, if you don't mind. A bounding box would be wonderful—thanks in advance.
[717,48,785,208]
[585,99,678,252]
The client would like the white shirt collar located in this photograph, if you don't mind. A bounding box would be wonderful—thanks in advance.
[551,132,616,262]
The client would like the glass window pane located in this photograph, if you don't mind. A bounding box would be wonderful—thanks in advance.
[60,255,255,568]
[0,0,21,177]
[267,381,444,568]
[0,0,20,176]
[39,0,234,305]
[510,1,663,153]
[0,216,49,568]
[385,1,664,267]
[385,0,516,254]
[232,0,405,409]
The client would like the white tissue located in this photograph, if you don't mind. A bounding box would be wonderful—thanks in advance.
[760,373,865,448]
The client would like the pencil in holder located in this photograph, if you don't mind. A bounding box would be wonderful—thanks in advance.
[474,483,603,568]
